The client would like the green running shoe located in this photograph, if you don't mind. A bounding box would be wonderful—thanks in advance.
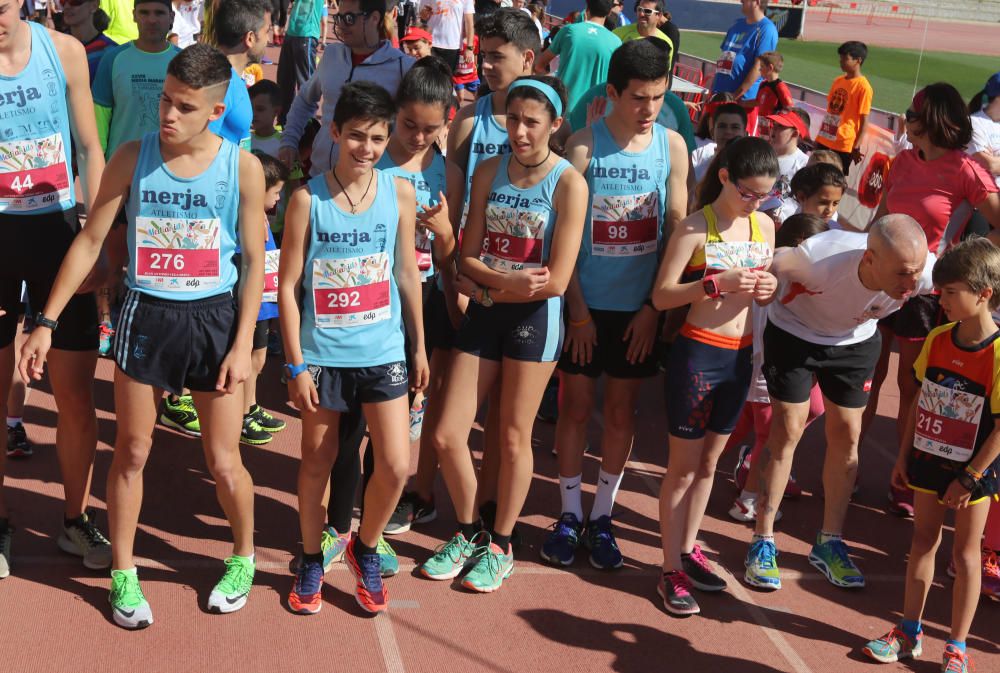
[250,404,286,433]
[377,536,399,577]
[160,394,201,437]
[109,569,153,629]
[207,555,255,613]
[420,532,478,580]
[321,527,350,570]
[744,538,782,590]
[809,535,865,588]
[462,542,513,593]
[239,414,273,446]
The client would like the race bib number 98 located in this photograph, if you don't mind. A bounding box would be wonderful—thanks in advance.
[0,134,71,213]
[312,253,391,328]
[913,379,982,463]
[134,216,222,292]
[591,192,659,257]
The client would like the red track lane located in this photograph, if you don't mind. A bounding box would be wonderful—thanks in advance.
[802,12,1000,57]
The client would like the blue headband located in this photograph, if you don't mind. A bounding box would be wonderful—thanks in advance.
[508,79,563,118]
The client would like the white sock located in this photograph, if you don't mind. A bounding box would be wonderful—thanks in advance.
[752,533,774,543]
[739,489,757,502]
[589,468,623,521]
[6,417,21,428]
[819,531,842,545]
[558,473,583,521]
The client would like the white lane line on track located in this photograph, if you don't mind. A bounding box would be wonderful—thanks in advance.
[374,611,407,673]
[626,457,816,673]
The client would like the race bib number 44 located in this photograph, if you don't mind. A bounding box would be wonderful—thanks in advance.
[312,253,391,328]
[481,205,545,272]
[913,379,982,463]
[0,134,71,212]
[591,192,659,257]
[263,248,280,303]
[134,216,222,292]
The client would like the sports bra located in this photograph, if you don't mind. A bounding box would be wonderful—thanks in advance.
[683,205,772,279]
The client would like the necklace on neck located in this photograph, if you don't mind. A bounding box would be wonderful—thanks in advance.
[514,148,551,170]
[333,167,375,214]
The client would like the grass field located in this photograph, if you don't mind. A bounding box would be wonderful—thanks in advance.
[679,31,996,113]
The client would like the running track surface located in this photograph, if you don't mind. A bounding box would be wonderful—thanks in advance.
[3,44,1000,673]
[801,11,1000,57]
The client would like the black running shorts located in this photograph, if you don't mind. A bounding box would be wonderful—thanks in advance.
[558,308,663,379]
[0,208,97,351]
[113,290,238,395]
[307,362,409,413]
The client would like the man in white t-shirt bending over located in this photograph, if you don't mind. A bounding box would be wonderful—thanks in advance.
[744,215,934,593]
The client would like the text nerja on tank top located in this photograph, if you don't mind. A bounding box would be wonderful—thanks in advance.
[463,94,511,218]
[578,119,670,312]
[680,205,772,286]
[125,132,241,300]
[376,149,446,280]
[0,22,75,215]
[301,170,405,368]
[480,155,571,273]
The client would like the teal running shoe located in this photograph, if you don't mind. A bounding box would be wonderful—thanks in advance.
[420,532,478,580]
[377,536,399,577]
[462,542,513,593]
[862,626,922,663]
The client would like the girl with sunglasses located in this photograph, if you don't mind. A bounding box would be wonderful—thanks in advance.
[652,136,778,616]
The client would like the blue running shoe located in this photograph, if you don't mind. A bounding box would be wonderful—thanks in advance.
[744,538,781,590]
[585,516,623,570]
[809,535,865,588]
[539,513,582,566]
[288,559,324,614]
[862,625,922,663]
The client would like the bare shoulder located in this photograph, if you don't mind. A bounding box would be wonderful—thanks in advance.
[49,29,86,63]
[393,175,416,200]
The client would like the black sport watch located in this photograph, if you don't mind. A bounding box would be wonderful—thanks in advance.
[34,313,58,331]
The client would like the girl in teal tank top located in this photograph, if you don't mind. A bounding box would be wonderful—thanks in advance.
[650,137,779,616]
[417,77,588,593]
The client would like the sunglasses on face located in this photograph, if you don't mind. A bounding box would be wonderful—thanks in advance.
[65,0,94,7]
[331,11,371,26]
[904,108,919,123]
[734,181,770,202]
[637,7,661,16]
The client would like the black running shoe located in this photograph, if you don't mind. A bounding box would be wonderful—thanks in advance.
[6,423,32,458]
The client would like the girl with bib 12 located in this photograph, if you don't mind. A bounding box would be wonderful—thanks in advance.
[652,136,778,616]
[420,76,587,593]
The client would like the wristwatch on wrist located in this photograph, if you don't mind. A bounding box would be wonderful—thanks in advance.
[702,276,722,299]
[957,472,978,492]
[479,286,495,308]
[34,312,58,331]
[284,362,308,380]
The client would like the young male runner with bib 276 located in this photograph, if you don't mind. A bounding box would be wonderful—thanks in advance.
[21,44,267,630]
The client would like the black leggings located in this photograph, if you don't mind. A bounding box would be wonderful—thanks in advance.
[275,0,290,28]
[327,407,374,534]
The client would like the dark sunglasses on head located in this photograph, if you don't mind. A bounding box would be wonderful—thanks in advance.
[331,10,371,26]
[637,7,661,15]
[904,108,919,123]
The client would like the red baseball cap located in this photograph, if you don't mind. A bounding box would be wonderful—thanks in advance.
[765,110,810,139]
[402,27,433,44]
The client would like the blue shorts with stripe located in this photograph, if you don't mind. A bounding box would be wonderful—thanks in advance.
[454,297,564,363]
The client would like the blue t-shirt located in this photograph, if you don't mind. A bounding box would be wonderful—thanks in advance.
[208,68,252,151]
[92,42,181,157]
[711,17,778,101]
[259,225,279,321]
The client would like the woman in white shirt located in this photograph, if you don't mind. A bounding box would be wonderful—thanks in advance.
[968,71,1000,187]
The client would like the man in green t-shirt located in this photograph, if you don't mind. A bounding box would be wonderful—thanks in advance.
[535,0,622,111]
[92,0,179,158]
[613,0,673,66]
[277,0,324,125]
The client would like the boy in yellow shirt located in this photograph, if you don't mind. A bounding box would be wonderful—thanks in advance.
[816,40,872,176]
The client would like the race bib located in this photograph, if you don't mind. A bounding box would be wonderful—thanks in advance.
[0,134,71,213]
[705,240,772,273]
[312,253,391,328]
[134,216,222,293]
[913,379,982,462]
[590,192,659,257]
[480,205,545,272]
[263,248,280,303]
[818,112,841,142]
[716,50,736,77]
